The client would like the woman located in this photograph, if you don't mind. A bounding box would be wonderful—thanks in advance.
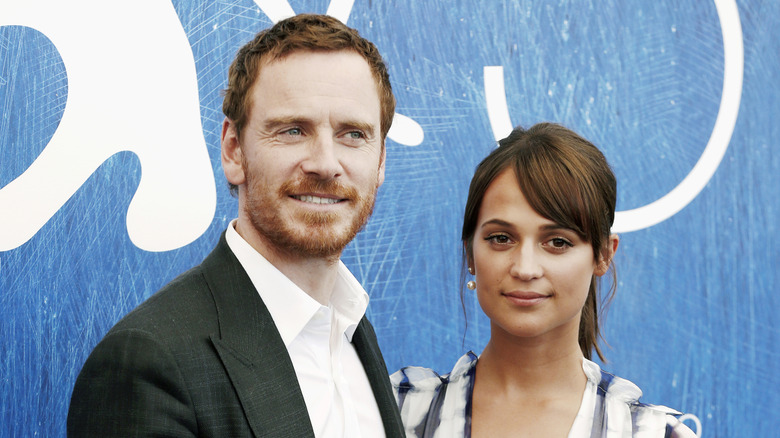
[391,123,695,437]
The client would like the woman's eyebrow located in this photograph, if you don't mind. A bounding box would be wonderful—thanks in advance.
[479,218,514,229]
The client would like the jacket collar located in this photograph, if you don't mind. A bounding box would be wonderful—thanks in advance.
[352,318,406,437]
[202,233,315,437]
[200,233,404,437]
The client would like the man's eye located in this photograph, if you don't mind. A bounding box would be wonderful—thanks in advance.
[347,131,364,139]
[283,128,302,136]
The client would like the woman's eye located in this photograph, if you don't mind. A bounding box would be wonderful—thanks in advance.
[486,234,511,245]
[548,237,572,250]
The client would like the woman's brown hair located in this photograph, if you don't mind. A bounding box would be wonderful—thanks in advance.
[461,123,617,361]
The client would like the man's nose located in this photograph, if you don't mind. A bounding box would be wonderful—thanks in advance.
[300,134,343,179]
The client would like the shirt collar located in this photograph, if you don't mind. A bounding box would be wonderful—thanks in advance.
[225,220,369,345]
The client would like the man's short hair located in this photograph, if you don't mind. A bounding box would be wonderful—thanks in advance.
[223,14,395,143]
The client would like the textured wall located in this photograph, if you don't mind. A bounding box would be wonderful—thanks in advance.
[1,0,776,436]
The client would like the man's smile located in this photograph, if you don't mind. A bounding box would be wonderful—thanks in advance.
[291,195,344,205]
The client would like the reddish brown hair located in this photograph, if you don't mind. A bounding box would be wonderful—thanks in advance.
[223,14,395,195]
[223,14,394,139]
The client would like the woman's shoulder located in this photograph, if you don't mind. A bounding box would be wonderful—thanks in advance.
[582,358,646,403]
[391,351,478,393]
[581,358,698,437]
[391,352,478,437]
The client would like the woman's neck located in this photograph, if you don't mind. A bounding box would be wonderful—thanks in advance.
[476,324,587,398]
[470,328,589,438]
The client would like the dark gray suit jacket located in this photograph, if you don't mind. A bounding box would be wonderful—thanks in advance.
[67,234,404,437]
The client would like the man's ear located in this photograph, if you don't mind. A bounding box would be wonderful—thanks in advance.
[221,118,245,187]
[595,234,620,276]
[377,142,386,188]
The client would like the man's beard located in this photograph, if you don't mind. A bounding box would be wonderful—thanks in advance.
[244,174,377,262]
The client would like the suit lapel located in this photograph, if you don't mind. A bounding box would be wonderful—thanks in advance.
[201,235,315,438]
[352,318,405,438]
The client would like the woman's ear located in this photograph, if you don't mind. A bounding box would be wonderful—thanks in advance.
[595,234,619,276]
[464,240,474,273]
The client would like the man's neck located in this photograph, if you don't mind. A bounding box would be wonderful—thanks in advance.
[235,220,340,305]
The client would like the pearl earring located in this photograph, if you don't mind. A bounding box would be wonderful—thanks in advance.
[466,280,476,290]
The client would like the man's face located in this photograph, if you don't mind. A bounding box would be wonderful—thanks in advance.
[222,50,385,262]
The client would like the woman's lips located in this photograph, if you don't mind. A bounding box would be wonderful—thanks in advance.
[503,291,549,306]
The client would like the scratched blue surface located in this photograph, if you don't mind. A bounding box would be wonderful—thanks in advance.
[1,0,778,436]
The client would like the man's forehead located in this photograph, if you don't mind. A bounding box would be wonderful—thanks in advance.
[251,52,380,109]
[258,49,380,92]
[264,47,364,65]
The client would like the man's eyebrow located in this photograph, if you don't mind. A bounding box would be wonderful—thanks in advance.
[260,117,376,137]
[340,120,376,137]
[262,116,312,129]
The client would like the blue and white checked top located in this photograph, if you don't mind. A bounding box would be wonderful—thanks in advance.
[391,352,697,438]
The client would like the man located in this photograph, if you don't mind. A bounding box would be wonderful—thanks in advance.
[68,14,404,437]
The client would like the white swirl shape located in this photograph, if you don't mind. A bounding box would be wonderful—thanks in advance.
[0,0,216,252]
[484,0,744,233]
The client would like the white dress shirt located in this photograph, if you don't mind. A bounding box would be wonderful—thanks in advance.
[226,220,385,437]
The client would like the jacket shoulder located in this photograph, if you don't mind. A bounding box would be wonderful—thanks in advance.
[109,261,216,337]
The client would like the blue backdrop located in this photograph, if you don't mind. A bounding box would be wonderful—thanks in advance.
[1,0,777,436]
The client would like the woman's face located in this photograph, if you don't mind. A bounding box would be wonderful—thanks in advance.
[471,168,612,343]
